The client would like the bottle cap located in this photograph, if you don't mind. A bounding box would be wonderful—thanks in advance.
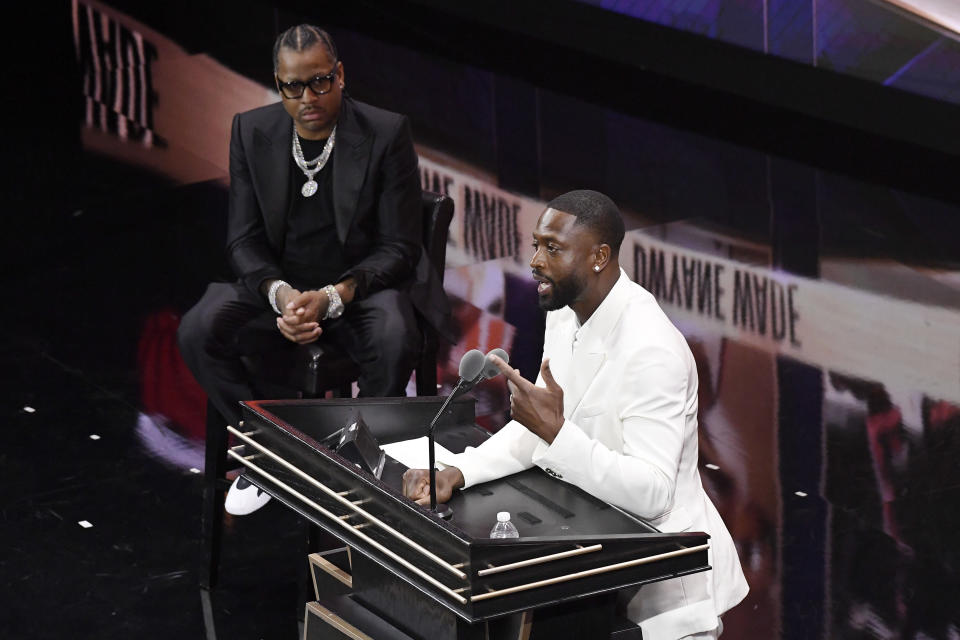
[497,511,510,522]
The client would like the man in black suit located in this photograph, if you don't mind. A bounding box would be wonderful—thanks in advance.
[178,25,446,483]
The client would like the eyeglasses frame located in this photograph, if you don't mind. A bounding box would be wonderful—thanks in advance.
[275,61,340,99]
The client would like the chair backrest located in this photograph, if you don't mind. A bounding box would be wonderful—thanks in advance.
[415,191,453,396]
[421,191,454,285]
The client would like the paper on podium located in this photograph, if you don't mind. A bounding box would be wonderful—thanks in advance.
[381,437,457,470]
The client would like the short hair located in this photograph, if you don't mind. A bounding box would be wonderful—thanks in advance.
[273,25,338,73]
[547,190,625,254]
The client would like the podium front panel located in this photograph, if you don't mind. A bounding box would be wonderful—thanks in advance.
[233,398,711,624]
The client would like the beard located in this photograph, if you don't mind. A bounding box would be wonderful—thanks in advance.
[537,271,585,311]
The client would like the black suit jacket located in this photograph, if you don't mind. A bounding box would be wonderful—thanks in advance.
[225,97,449,336]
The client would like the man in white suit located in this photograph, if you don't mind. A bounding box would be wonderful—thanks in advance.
[404,190,748,639]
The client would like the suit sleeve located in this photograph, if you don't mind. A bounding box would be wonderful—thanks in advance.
[438,359,557,487]
[532,346,689,521]
[440,420,540,487]
[225,113,283,298]
[338,115,421,299]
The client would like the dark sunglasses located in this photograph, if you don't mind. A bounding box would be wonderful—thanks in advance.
[276,62,339,99]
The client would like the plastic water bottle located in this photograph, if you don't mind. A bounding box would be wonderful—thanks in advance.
[489,511,520,538]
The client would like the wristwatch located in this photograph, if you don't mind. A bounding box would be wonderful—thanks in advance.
[322,284,344,320]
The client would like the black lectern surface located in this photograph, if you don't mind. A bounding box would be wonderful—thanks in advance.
[231,397,710,631]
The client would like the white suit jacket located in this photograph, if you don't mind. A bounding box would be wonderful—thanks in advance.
[445,270,749,639]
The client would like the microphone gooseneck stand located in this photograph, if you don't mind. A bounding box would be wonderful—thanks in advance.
[425,348,509,518]
[427,388,461,517]
[426,348,486,518]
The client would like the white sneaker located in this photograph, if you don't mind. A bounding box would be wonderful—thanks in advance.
[224,475,271,515]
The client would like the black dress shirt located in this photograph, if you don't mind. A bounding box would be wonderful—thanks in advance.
[281,135,346,290]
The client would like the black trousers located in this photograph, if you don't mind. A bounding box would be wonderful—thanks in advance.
[177,281,421,425]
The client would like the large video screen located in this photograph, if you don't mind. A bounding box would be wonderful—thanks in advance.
[578,0,960,106]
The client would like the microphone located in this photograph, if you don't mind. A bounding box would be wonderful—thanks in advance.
[480,348,509,380]
[426,349,486,516]
[452,348,509,400]
[424,348,511,516]
[450,348,487,399]
[461,349,488,379]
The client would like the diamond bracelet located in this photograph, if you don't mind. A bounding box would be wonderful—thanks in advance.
[322,284,344,320]
[268,279,290,315]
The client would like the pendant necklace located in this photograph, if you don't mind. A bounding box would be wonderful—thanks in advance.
[292,125,336,197]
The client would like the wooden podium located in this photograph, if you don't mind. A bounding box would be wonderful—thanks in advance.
[231,397,711,639]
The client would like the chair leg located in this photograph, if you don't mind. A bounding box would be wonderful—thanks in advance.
[415,331,439,397]
[201,399,229,589]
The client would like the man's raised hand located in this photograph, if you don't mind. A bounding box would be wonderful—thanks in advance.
[489,355,565,444]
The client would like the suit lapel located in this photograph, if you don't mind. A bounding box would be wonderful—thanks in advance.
[545,317,574,399]
[332,99,372,244]
[555,270,634,418]
[252,107,293,250]
[563,336,606,418]
[543,315,604,419]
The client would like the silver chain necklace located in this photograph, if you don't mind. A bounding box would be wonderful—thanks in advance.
[292,125,336,197]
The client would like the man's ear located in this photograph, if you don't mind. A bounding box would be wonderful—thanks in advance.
[592,244,611,272]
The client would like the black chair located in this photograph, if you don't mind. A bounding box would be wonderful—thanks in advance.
[200,191,454,589]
